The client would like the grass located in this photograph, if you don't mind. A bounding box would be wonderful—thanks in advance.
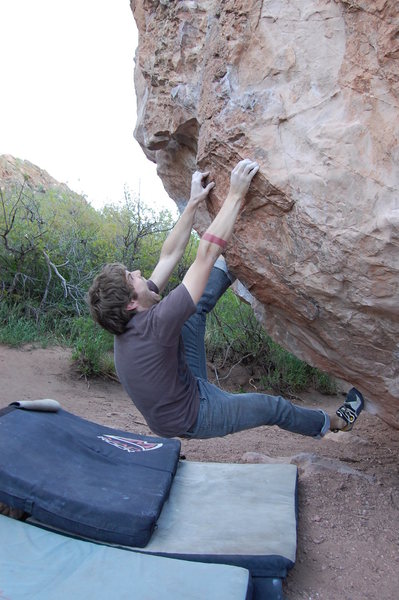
[0,303,57,347]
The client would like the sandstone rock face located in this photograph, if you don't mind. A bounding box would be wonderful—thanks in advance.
[131,0,399,426]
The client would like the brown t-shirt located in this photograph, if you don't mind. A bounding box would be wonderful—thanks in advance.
[114,283,200,437]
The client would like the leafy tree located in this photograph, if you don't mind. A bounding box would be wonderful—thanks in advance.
[0,181,195,317]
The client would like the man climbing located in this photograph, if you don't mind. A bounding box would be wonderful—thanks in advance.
[88,159,364,440]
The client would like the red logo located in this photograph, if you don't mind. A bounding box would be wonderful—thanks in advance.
[98,434,163,452]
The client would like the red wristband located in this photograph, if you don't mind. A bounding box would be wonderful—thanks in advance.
[202,232,228,249]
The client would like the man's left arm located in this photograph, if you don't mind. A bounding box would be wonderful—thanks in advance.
[150,171,214,293]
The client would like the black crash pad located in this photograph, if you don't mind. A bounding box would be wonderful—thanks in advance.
[0,406,180,546]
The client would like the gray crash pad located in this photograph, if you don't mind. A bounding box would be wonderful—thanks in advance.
[139,461,297,565]
[131,460,298,597]
[0,514,252,600]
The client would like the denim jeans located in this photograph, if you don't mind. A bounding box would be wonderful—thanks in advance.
[181,264,330,440]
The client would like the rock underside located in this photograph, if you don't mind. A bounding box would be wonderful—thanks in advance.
[131,0,399,426]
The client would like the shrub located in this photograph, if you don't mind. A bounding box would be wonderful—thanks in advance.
[70,317,115,379]
[206,289,337,397]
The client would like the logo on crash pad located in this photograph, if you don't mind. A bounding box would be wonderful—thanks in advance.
[98,434,163,452]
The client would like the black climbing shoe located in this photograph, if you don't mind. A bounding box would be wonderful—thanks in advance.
[336,387,364,431]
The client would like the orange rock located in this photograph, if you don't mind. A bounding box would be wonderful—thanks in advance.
[136,2,398,426]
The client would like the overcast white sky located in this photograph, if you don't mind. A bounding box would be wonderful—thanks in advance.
[0,0,176,214]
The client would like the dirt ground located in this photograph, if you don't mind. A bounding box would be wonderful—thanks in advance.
[1,344,398,600]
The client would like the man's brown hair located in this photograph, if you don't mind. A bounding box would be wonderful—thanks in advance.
[87,263,137,335]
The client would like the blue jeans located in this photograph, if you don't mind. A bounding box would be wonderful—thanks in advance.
[181,265,330,440]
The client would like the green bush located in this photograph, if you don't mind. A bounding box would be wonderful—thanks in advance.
[70,317,115,378]
[206,289,337,397]
[206,290,265,361]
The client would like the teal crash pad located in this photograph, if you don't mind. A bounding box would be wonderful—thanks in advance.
[0,514,252,600]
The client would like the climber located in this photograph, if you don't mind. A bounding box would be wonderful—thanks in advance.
[88,159,364,440]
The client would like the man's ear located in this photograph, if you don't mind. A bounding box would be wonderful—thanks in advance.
[126,298,138,311]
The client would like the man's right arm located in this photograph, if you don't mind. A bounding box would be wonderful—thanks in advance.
[182,159,259,304]
[149,171,214,294]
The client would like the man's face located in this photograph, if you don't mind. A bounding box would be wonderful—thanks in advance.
[126,270,159,310]
[126,269,147,294]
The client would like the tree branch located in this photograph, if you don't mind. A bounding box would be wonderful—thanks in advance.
[42,250,68,298]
